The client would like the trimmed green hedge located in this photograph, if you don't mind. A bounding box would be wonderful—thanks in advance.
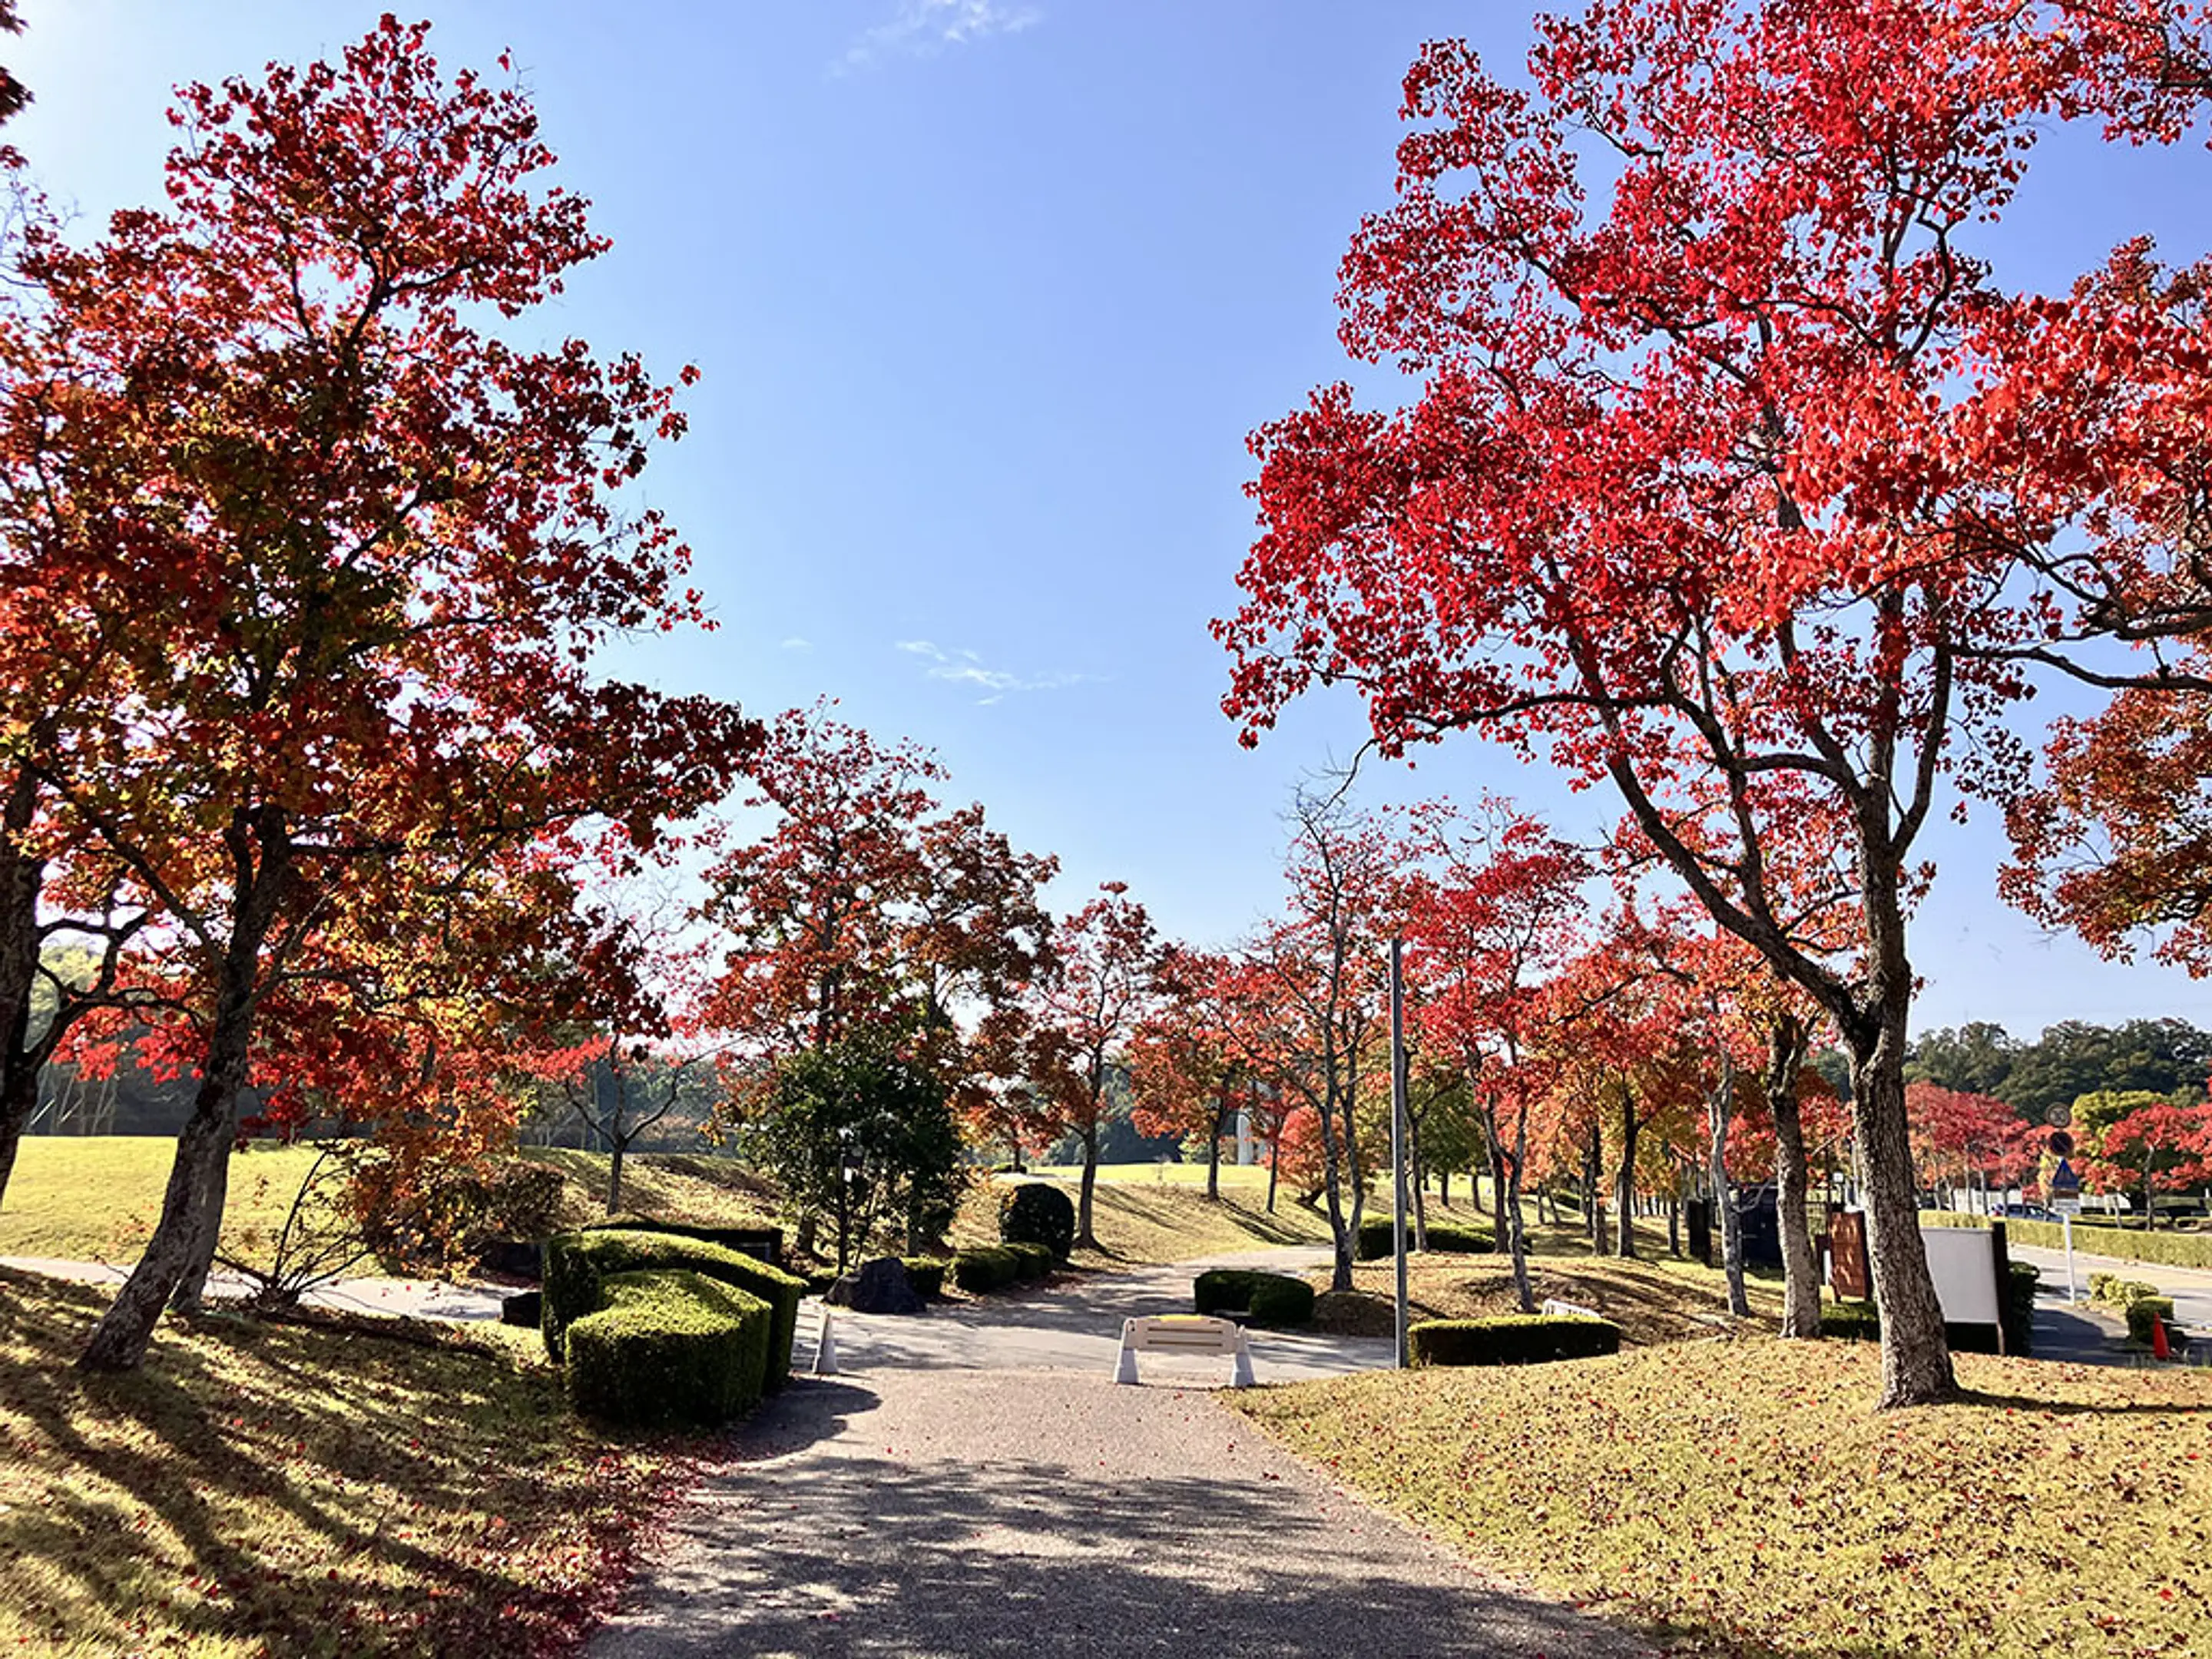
[998,1183,1075,1260]
[1356,1218,1493,1260]
[2128,1295,2178,1346]
[565,1270,771,1428]
[585,1215,781,1261]
[1820,1300,1882,1342]
[2091,1272,2161,1306]
[1921,1210,2212,1271]
[1409,1315,1620,1367]
[901,1257,949,1299]
[949,1241,1054,1293]
[1191,1268,1316,1328]
[952,1245,1020,1293]
[543,1227,805,1392]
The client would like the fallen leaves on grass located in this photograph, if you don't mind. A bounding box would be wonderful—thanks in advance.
[1309,1245,1780,1348]
[1233,1337,2212,1658]
[0,1267,712,1657]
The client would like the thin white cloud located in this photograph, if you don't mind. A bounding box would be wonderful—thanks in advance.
[836,0,1041,73]
[780,637,813,651]
[896,638,1094,704]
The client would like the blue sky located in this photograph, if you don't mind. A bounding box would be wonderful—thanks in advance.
[15,1,2210,1038]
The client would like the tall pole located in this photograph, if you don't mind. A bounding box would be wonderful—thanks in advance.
[1390,937,1409,1369]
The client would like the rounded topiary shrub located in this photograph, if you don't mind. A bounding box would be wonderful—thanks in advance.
[565,1270,772,1428]
[998,1182,1076,1260]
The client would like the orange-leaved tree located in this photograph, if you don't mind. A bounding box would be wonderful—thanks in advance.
[14,20,759,1372]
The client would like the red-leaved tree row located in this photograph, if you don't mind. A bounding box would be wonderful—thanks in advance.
[1217,0,2212,1406]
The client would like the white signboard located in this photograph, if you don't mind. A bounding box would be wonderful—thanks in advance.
[1919,1227,2002,1326]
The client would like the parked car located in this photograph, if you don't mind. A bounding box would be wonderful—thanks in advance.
[1995,1202,2055,1221]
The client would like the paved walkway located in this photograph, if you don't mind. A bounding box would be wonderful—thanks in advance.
[587,1367,1655,1659]
[585,1245,1654,1657]
[811,1247,1386,1384]
[0,1254,508,1323]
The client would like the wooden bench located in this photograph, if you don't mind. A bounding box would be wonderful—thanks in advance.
[1113,1315,1256,1388]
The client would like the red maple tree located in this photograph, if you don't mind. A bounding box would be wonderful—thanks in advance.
[6,21,760,1371]
[1214,0,2212,1405]
[1024,882,1159,1250]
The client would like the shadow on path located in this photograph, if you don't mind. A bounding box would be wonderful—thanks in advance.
[591,1370,1655,1659]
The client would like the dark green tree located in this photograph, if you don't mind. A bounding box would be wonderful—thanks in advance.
[1904,1023,2018,1099]
[760,1027,965,1270]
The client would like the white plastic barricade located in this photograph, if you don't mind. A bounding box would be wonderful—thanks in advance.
[1113,1315,1256,1388]
[1541,1298,1602,1320]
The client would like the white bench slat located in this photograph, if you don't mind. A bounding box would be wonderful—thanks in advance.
[1114,1316,1256,1386]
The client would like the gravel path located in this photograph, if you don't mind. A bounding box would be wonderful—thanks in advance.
[587,1367,1656,1659]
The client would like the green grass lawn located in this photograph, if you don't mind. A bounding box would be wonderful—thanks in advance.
[1310,1248,1782,1346]
[952,1170,1334,1267]
[0,1267,702,1657]
[1235,1338,2212,1658]
[0,1137,778,1267]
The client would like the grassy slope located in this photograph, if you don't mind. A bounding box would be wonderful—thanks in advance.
[1306,1212,1785,1346]
[0,1138,777,1266]
[0,1267,698,1657]
[951,1169,1333,1267]
[1237,1339,2212,1659]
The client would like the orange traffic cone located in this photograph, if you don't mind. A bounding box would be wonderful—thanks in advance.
[2153,1315,2172,1361]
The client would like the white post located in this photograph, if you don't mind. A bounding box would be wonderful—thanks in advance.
[1389,937,1409,1370]
[2063,1212,2078,1305]
[813,1306,839,1377]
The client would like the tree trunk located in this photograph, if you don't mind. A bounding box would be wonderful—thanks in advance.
[1767,1015,1822,1339]
[1265,1130,1280,1214]
[1407,1101,1429,1251]
[1584,1119,1605,1255]
[606,1138,628,1217]
[80,963,261,1370]
[1206,1090,1224,1202]
[1075,1121,1101,1250]
[171,1141,235,1311]
[1667,1190,1681,1257]
[1614,1089,1639,1259]
[1439,1165,1451,1209]
[0,780,43,1218]
[1846,995,1957,1407]
[1502,1105,1536,1314]
[0,1055,32,1227]
[1340,1050,1363,1286]
[1708,1050,1750,1317]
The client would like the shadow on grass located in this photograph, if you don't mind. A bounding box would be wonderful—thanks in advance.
[0,1266,707,1657]
[1955,1385,2212,1416]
